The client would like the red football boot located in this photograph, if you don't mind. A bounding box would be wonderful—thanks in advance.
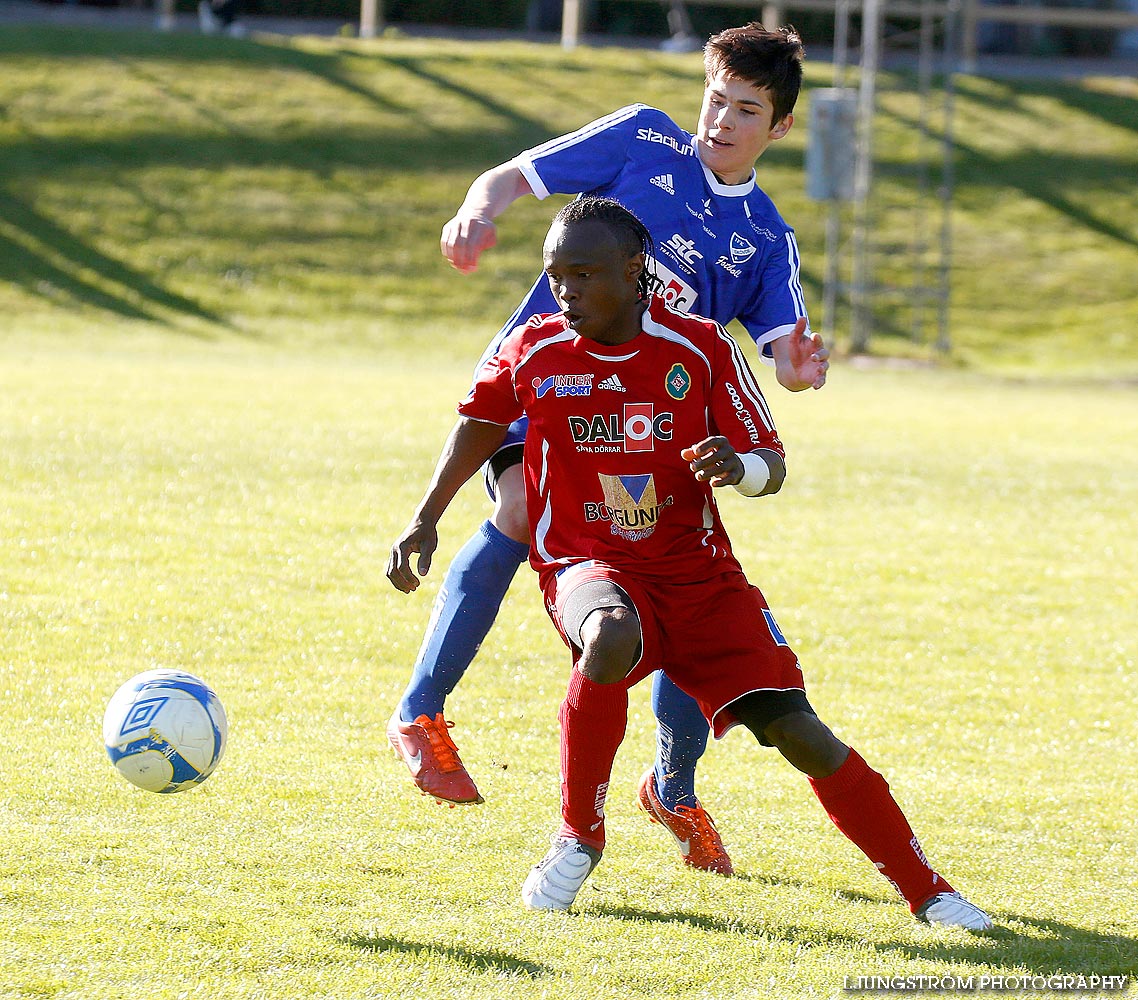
[387,712,483,806]
[636,767,733,875]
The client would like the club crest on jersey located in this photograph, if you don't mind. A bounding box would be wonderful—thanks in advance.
[568,403,673,453]
[533,373,594,399]
[665,363,691,400]
[730,232,757,263]
[584,473,674,541]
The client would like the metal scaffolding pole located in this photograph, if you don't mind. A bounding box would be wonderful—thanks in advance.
[849,0,882,355]
[937,0,961,352]
[821,0,853,336]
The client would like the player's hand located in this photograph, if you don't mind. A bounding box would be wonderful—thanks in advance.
[386,520,439,594]
[777,318,829,391]
[682,436,743,488]
[440,214,498,274]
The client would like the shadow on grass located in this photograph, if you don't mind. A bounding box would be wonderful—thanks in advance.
[0,27,554,330]
[596,900,1137,975]
[955,73,1138,141]
[593,902,779,938]
[340,932,553,979]
[0,188,226,330]
[377,54,547,139]
[873,80,1138,252]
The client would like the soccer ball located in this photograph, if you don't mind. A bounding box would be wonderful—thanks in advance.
[102,669,228,793]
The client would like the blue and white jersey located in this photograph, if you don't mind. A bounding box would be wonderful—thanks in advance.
[476,103,809,374]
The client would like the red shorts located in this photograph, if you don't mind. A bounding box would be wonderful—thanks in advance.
[541,562,806,739]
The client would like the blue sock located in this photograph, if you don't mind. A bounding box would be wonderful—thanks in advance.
[651,671,710,812]
[398,520,528,723]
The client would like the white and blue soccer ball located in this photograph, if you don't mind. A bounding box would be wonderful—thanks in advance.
[102,669,228,793]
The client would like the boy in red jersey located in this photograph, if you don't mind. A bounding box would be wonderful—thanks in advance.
[389,27,827,859]
[387,198,992,930]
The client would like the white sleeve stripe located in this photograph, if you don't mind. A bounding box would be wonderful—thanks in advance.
[534,445,555,564]
[784,232,808,318]
[459,414,511,427]
[521,104,646,166]
[714,325,778,432]
[537,437,550,494]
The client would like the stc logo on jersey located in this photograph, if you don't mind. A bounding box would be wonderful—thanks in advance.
[569,403,673,454]
[533,373,593,399]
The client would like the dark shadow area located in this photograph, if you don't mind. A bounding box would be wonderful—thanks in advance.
[0,46,558,331]
[865,81,1138,251]
[595,902,786,938]
[0,189,226,329]
[597,901,1137,974]
[951,144,1132,252]
[955,73,1138,141]
[377,53,546,139]
[340,932,553,979]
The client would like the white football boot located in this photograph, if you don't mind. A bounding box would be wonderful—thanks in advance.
[521,837,602,911]
[916,891,994,931]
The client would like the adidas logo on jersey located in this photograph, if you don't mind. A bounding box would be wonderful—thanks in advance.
[597,374,626,392]
[650,174,675,195]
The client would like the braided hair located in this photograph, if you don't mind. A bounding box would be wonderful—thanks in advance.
[552,196,657,302]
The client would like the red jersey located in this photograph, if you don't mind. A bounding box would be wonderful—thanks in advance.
[458,297,784,584]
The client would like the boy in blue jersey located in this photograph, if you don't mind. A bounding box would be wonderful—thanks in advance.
[388,24,828,874]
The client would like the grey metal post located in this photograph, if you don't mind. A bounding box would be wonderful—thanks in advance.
[562,0,583,49]
[360,0,383,38]
[806,89,857,336]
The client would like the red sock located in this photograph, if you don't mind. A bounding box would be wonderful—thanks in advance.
[809,748,952,911]
[557,669,629,852]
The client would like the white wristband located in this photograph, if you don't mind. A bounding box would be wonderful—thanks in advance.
[733,451,771,496]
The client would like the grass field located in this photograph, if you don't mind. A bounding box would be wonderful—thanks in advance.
[1,23,1137,1000]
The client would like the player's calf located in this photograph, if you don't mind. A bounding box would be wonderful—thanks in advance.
[761,711,848,777]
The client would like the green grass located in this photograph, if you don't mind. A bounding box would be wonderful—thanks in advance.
[1,24,1137,1000]
[3,352,1137,999]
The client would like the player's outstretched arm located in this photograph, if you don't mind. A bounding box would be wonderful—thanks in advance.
[387,417,509,593]
[770,317,829,391]
[682,437,785,497]
[440,163,534,274]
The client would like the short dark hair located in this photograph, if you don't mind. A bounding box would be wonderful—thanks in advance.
[552,196,655,301]
[704,23,805,125]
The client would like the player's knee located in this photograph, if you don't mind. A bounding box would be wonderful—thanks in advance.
[763,712,848,777]
[490,464,529,543]
[578,607,640,685]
